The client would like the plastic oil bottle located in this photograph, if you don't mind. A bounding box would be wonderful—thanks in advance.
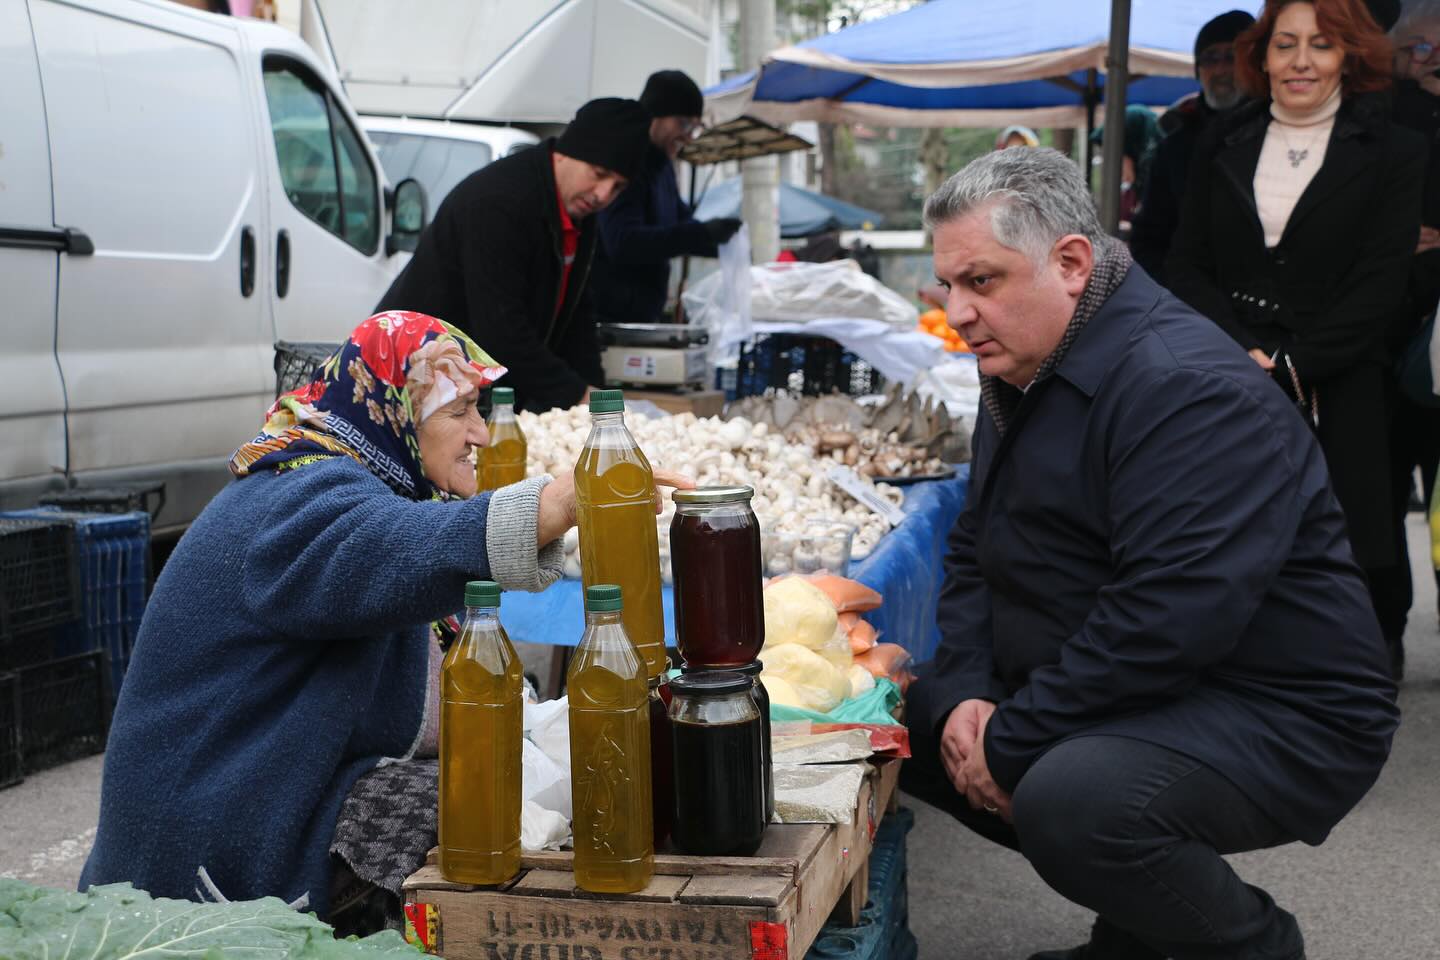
[477,387,527,490]
[568,584,654,893]
[438,580,523,885]
[574,390,666,679]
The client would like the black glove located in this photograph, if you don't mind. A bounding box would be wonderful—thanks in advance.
[702,217,743,246]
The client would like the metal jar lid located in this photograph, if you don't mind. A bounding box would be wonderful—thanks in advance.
[669,670,753,698]
[672,485,755,505]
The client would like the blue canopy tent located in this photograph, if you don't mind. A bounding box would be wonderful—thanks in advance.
[693,177,884,238]
[706,0,1262,130]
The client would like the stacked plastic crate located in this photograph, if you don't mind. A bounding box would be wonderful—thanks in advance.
[805,808,917,960]
[0,506,150,784]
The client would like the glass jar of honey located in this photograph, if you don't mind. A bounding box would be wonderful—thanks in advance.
[670,486,763,668]
[667,671,767,856]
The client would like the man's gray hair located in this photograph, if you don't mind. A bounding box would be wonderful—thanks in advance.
[1394,0,1440,38]
[923,148,1105,263]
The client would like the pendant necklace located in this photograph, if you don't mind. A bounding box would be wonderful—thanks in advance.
[1275,122,1323,169]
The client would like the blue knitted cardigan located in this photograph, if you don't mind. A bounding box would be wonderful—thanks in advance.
[80,457,498,915]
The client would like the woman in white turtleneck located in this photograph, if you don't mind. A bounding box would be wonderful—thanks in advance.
[1167,0,1426,679]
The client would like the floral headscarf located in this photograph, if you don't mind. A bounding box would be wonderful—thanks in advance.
[231,312,506,500]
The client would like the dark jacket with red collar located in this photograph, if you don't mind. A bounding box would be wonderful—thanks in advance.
[377,141,603,413]
[909,266,1399,845]
[1164,93,1426,567]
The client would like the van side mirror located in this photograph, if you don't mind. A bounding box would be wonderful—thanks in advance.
[387,178,427,255]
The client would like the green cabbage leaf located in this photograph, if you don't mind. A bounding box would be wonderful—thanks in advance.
[0,878,424,959]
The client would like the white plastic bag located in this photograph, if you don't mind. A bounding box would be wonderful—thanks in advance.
[689,224,753,362]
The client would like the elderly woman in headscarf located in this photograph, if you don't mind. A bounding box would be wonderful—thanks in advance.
[80,311,687,930]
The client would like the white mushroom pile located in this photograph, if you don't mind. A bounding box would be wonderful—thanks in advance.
[518,407,904,580]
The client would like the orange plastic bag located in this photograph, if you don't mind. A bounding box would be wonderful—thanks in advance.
[805,574,882,613]
[848,619,878,654]
[855,643,913,692]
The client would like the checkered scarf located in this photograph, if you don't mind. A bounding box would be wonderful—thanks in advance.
[980,236,1133,437]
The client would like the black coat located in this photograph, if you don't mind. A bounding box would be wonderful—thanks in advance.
[1165,94,1426,568]
[1130,98,1221,284]
[1391,79,1440,339]
[377,141,603,413]
[909,268,1398,845]
[590,146,717,324]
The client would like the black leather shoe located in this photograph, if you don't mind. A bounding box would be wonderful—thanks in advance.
[1026,918,1165,960]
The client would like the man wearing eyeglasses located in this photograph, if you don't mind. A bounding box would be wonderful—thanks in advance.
[1130,10,1254,284]
[590,70,743,325]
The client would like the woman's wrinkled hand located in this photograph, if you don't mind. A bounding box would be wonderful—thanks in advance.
[536,469,695,547]
[652,469,696,513]
[536,472,577,548]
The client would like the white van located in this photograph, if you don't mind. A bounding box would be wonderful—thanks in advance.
[360,116,540,213]
[0,0,425,532]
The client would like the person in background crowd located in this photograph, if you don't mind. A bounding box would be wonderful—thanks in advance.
[590,71,742,325]
[902,147,1397,960]
[376,99,652,413]
[1166,0,1426,678]
[1375,0,1440,644]
[1131,10,1256,282]
[994,125,1040,150]
[1089,105,1163,234]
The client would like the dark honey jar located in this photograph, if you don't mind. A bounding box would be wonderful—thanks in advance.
[670,486,763,668]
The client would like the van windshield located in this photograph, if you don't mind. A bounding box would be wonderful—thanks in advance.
[368,132,493,210]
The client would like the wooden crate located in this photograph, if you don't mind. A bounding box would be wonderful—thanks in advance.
[404,759,902,960]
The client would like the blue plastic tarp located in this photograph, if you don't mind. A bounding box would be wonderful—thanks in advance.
[693,177,885,237]
[499,465,971,665]
[706,0,1262,127]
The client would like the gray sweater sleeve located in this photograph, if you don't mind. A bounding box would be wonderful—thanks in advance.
[484,475,566,593]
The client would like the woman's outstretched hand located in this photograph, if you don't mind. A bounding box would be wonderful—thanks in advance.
[536,469,696,548]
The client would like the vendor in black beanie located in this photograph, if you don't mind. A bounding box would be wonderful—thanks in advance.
[591,69,744,325]
[377,98,652,411]
[1130,9,1254,283]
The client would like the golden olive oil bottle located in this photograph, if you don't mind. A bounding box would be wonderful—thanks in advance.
[438,580,523,885]
[568,584,654,893]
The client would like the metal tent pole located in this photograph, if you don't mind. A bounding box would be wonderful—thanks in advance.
[1099,0,1132,235]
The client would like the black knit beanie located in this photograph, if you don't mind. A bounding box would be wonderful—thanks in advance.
[639,70,705,118]
[1363,0,1400,31]
[1194,10,1255,65]
[555,98,652,180]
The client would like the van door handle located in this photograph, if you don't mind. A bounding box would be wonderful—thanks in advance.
[276,229,291,298]
[240,226,256,297]
[0,225,93,255]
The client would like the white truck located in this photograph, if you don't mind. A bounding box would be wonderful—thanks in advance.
[1,0,425,532]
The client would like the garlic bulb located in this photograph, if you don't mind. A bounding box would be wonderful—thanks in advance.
[521,406,904,571]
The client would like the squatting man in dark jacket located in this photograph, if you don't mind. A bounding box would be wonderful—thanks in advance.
[900,148,1399,960]
[377,98,652,412]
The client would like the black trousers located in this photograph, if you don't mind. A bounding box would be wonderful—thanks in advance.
[1371,391,1440,642]
[900,732,1305,960]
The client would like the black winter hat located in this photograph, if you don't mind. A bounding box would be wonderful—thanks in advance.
[555,97,652,180]
[639,70,705,118]
[1194,10,1255,63]
[1363,0,1400,31]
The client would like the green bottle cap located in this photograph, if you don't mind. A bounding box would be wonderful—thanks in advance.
[584,584,623,611]
[491,387,514,405]
[465,580,501,607]
[588,389,625,413]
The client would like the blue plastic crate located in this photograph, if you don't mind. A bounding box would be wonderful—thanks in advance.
[805,807,915,960]
[0,508,149,701]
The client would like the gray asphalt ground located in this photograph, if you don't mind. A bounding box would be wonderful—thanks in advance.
[1,516,1436,959]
